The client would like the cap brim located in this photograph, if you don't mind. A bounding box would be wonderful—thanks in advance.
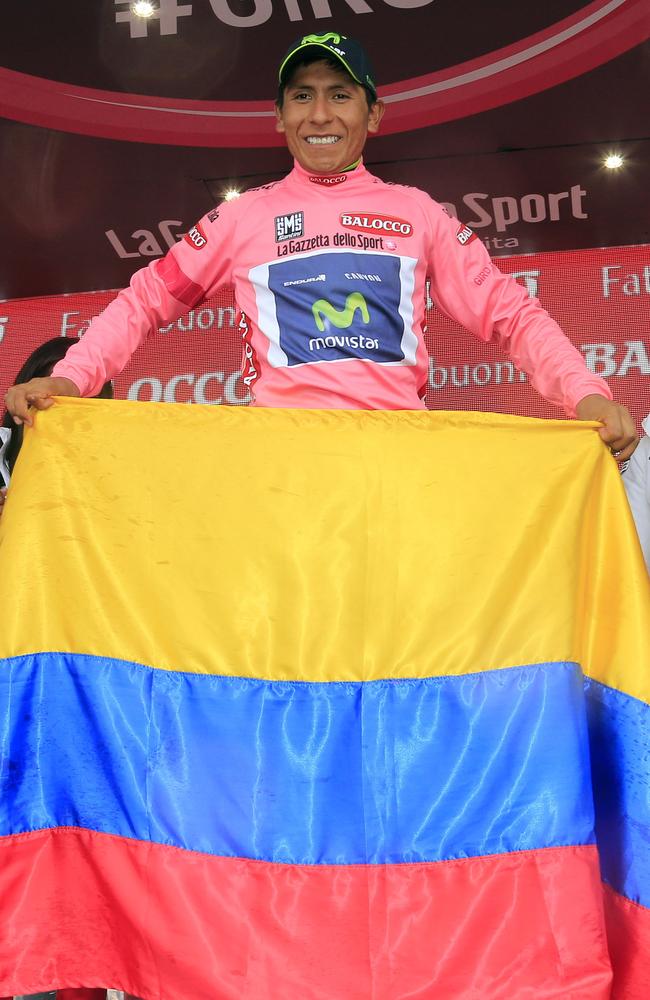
[278,44,375,98]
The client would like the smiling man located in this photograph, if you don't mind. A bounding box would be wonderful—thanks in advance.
[4,32,637,456]
[275,37,384,175]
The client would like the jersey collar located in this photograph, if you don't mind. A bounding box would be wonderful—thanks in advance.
[290,158,370,191]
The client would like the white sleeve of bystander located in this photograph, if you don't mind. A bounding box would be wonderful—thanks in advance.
[622,418,650,572]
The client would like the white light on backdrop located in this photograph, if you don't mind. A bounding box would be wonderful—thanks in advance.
[224,189,241,201]
[132,2,156,18]
[603,154,625,170]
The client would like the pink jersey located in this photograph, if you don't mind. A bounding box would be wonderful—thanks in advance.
[54,159,611,415]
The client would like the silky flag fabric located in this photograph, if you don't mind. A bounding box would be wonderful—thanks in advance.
[0,400,649,1000]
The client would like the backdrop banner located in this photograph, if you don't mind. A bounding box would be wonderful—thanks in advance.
[1,4,649,298]
[0,401,649,998]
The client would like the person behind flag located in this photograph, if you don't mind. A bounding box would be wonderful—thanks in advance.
[0,337,113,519]
[622,413,650,572]
[3,32,638,460]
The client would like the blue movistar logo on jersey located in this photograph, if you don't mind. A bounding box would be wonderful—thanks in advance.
[265,252,405,367]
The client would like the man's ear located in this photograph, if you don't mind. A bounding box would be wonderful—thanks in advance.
[275,104,286,134]
[367,100,385,135]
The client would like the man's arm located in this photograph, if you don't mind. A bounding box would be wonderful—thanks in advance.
[4,204,237,422]
[421,193,637,456]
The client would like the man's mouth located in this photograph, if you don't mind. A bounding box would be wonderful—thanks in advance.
[305,136,341,145]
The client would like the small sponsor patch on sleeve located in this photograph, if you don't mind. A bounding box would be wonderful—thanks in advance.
[184,222,208,250]
[456,224,477,246]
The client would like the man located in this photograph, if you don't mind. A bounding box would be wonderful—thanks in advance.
[3,32,638,459]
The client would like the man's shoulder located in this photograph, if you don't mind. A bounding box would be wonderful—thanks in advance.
[237,177,288,206]
[200,176,289,230]
[365,172,444,213]
[245,178,286,196]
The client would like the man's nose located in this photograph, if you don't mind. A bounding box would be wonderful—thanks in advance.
[309,95,334,125]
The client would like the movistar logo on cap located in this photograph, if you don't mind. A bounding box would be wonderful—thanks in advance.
[301,33,343,46]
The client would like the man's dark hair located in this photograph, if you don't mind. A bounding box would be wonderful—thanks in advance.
[277,53,375,109]
[1,336,113,475]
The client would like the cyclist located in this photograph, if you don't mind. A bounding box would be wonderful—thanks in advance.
[4,32,638,459]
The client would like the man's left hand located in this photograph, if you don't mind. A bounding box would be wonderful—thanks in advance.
[576,394,639,461]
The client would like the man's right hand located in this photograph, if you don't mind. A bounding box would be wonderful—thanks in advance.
[4,377,80,426]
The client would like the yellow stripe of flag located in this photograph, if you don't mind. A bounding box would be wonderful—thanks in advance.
[0,399,647,700]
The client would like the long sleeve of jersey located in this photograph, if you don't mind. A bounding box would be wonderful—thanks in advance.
[52,204,237,397]
[419,191,612,415]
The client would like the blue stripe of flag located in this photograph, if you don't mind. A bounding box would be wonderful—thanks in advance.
[585,676,650,907]
[0,654,603,873]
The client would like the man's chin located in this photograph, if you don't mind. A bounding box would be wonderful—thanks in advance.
[297,154,347,175]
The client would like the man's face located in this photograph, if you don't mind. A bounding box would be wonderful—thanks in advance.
[275,60,384,174]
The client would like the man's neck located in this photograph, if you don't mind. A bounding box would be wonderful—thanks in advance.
[292,157,364,178]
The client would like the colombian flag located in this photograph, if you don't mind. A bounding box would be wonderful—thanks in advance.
[0,400,648,999]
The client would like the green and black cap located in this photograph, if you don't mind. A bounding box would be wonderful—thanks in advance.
[278,32,378,101]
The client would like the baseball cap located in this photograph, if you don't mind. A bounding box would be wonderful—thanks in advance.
[278,32,377,101]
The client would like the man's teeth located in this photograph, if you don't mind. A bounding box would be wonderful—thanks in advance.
[306,136,340,145]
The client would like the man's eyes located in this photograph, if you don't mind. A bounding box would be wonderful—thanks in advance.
[291,91,352,101]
